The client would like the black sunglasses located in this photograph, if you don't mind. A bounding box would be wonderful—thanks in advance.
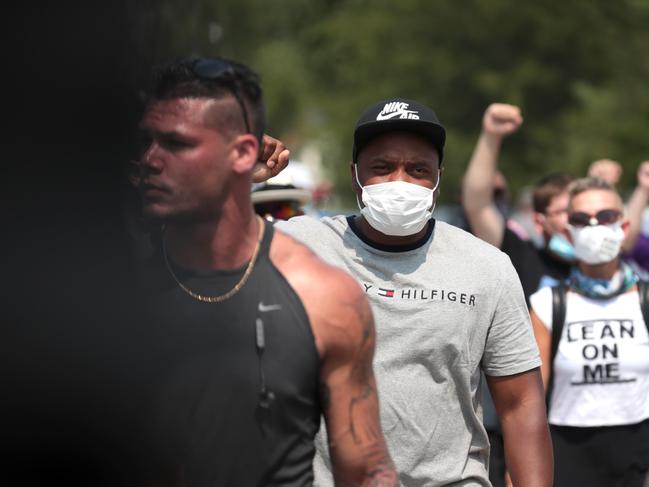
[568,209,621,227]
[190,58,251,134]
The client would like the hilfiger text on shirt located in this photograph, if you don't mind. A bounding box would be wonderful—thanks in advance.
[362,283,476,307]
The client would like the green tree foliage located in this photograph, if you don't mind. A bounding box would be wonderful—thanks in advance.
[132,0,649,204]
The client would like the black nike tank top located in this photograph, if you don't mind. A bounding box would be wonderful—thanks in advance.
[142,221,321,486]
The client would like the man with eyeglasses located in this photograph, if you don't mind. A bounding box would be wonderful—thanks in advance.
[136,57,398,486]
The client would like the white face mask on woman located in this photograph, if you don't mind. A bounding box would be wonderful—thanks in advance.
[568,222,625,265]
[355,165,439,237]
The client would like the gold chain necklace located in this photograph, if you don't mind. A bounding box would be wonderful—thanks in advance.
[162,216,265,303]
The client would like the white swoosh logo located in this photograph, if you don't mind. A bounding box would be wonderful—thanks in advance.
[258,302,282,312]
[375,109,418,121]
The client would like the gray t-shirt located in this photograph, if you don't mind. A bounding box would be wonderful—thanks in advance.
[276,215,540,486]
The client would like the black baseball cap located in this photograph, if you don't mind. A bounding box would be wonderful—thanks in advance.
[352,99,446,165]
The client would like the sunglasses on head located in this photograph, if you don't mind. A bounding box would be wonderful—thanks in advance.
[567,209,621,227]
[190,58,251,134]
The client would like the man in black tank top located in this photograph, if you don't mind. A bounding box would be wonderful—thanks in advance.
[135,57,398,486]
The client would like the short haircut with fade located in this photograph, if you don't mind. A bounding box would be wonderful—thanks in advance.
[567,176,623,211]
[148,57,266,143]
[532,172,575,214]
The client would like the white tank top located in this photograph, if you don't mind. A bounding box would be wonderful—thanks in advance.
[530,286,649,427]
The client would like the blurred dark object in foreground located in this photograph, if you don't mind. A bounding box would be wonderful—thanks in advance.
[2,3,162,485]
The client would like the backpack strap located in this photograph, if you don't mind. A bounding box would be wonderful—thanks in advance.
[638,280,649,335]
[546,283,567,409]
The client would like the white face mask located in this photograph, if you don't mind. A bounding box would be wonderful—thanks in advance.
[568,222,625,265]
[355,165,439,236]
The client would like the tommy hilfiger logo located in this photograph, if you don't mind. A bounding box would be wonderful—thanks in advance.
[377,288,394,297]
[376,102,420,121]
[363,283,476,307]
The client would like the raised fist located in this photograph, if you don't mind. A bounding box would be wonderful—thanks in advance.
[252,134,290,183]
[482,103,523,138]
[588,159,622,186]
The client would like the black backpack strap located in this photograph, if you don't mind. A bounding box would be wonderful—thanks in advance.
[546,283,567,409]
[638,281,649,335]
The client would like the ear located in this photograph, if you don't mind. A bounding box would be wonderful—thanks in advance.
[621,217,631,238]
[533,212,545,237]
[231,134,260,175]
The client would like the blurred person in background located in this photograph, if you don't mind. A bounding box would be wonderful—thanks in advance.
[583,158,649,279]
[462,103,574,304]
[585,157,649,265]
[623,161,649,278]
[530,177,649,487]
[491,169,538,243]
[252,161,314,221]
[462,105,562,487]
[509,185,545,249]
[588,158,623,186]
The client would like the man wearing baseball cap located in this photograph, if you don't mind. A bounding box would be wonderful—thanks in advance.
[274,99,552,486]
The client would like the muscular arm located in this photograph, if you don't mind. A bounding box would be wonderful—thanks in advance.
[319,285,399,486]
[462,104,522,248]
[487,369,553,487]
[270,234,398,486]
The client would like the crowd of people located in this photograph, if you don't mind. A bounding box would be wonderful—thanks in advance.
[253,105,649,486]
[126,55,649,486]
[461,104,649,487]
[14,51,645,486]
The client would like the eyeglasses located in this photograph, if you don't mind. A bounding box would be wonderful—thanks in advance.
[190,58,251,134]
[567,209,622,227]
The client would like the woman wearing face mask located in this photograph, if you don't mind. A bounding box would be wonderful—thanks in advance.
[530,177,649,487]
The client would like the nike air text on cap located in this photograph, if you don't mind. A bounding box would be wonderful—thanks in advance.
[352,99,446,165]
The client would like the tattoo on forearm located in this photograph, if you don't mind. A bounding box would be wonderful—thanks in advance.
[349,383,377,444]
[328,292,400,485]
[350,353,373,384]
